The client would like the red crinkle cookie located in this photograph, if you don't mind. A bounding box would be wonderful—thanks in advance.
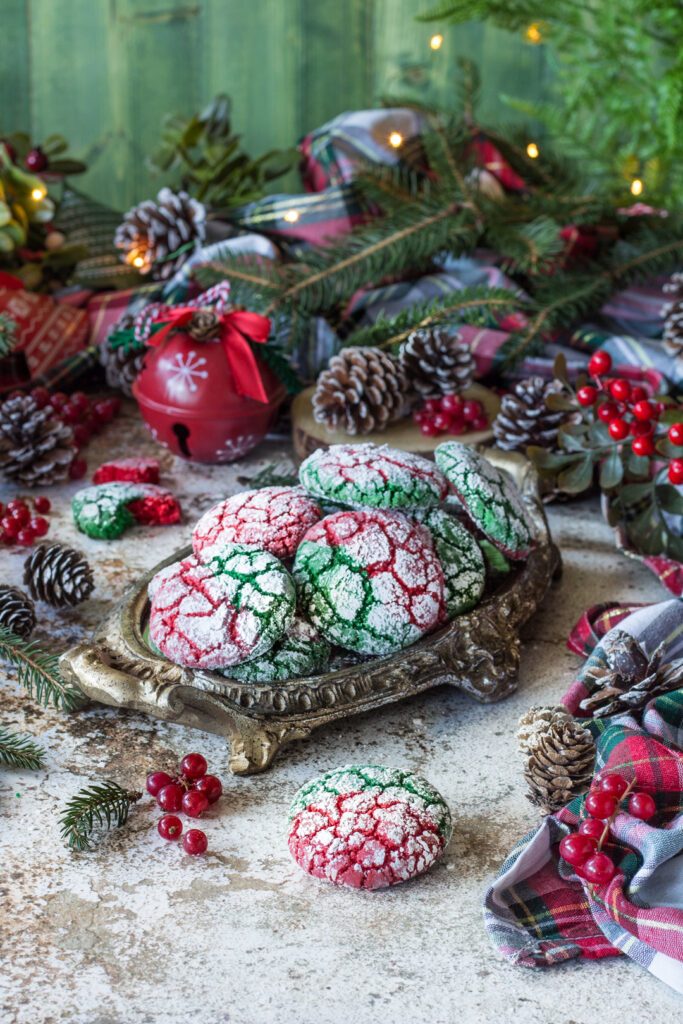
[93,457,160,485]
[192,486,322,561]
[128,491,180,525]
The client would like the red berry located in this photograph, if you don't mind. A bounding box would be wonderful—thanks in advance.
[157,783,183,812]
[33,496,50,513]
[49,392,68,411]
[16,527,35,547]
[6,498,27,513]
[632,420,652,437]
[558,833,597,866]
[107,396,122,417]
[195,774,222,804]
[0,515,18,537]
[412,409,428,424]
[72,423,91,447]
[668,423,683,446]
[182,790,209,818]
[69,458,88,480]
[462,399,483,423]
[632,399,655,422]
[25,146,47,172]
[93,399,115,423]
[578,818,606,840]
[1,138,16,162]
[609,379,631,402]
[471,415,490,431]
[183,828,208,856]
[632,436,655,457]
[630,386,647,403]
[577,385,598,407]
[628,792,656,820]
[70,391,90,410]
[581,852,616,885]
[30,516,49,537]
[29,387,51,409]
[585,791,617,819]
[440,394,464,416]
[180,753,207,780]
[588,350,612,377]
[448,418,466,435]
[599,774,629,798]
[608,418,629,441]
[424,398,441,415]
[11,505,30,526]
[158,815,183,841]
[597,401,618,424]
[146,771,173,797]
[0,502,3,517]
[420,420,439,437]
[669,459,683,485]
[61,402,82,424]
[432,412,451,432]
[0,529,13,545]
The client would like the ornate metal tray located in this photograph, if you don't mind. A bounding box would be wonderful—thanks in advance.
[60,452,561,775]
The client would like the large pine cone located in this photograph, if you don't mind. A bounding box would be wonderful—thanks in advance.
[662,271,683,356]
[398,328,475,400]
[24,543,94,608]
[0,395,75,486]
[313,347,408,435]
[579,631,683,719]
[521,708,596,814]
[0,585,36,639]
[99,314,146,396]
[493,376,566,453]
[114,187,207,281]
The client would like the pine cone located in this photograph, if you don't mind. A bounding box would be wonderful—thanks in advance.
[517,704,571,753]
[0,395,75,487]
[99,315,146,397]
[493,377,567,453]
[0,585,36,639]
[398,328,475,400]
[188,308,221,342]
[662,271,683,356]
[114,188,207,281]
[524,717,596,814]
[579,632,683,719]
[24,544,94,608]
[312,347,408,435]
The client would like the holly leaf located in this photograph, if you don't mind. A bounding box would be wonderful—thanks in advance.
[545,392,577,412]
[557,455,594,493]
[559,430,589,453]
[618,481,651,504]
[588,420,610,445]
[526,446,576,473]
[658,408,683,425]
[654,483,683,515]
[625,448,650,479]
[599,448,624,490]
[553,351,570,387]
[655,436,680,459]
[46,158,88,175]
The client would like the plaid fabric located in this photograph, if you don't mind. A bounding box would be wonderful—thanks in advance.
[86,282,165,349]
[484,599,683,991]
[56,188,140,291]
[228,184,370,247]
[566,602,650,657]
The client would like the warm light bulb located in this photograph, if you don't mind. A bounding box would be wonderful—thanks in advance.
[31,187,45,200]
[132,255,145,268]
[525,23,542,44]
[631,178,643,196]
[283,209,300,223]
[430,34,443,50]
[526,142,539,159]
[389,132,403,148]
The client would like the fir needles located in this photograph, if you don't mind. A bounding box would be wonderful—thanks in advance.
[0,624,83,711]
[59,781,142,852]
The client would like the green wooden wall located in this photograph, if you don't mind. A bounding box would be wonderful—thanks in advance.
[1,0,547,212]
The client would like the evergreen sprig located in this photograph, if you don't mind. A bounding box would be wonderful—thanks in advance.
[0,312,18,357]
[0,625,83,711]
[59,780,142,852]
[0,726,46,770]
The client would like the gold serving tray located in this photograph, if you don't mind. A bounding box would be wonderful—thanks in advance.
[60,452,560,775]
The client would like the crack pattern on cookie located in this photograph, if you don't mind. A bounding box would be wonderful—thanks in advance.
[288,764,452,890]
[293,508,443,656]
[299,443,449,510]
[193,486,321,562]
[148,544,295,670]
[412,507,485,618]
[72,481,181,539]
[434,443,536,559]
[225,613,330,682]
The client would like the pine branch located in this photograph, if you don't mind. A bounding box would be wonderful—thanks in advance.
[59,781,142,852]
[0,726,46,770]
[0,625,83,712]
[0,312,18,357]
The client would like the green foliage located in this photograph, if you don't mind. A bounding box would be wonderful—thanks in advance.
[148,94,296,209]
[0,625,83,712]
[236,461,298,489]
[0,312,18,357]
[0,726,45,770]
[59,781,142,852]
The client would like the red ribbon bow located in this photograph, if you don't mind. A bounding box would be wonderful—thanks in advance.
[149,306,272,403]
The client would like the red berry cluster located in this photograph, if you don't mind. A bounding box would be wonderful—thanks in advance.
[0,139,48,172]
[558,773,655,885]
[577,350,683,479]
[413,394,489,437]
[146,753,223,856]
[0,495,51,547]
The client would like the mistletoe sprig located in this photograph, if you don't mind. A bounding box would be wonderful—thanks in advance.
[528,351,683,559]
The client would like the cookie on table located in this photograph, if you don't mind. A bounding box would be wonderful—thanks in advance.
[72,481,181,539]
[434,442,535,559]
[293,507,444,656]
[92,457,159,485]
[299,443,449,510]
[148,544,295,670]
[412,507,485,617]
[193,486,321,562]
[287,764,452,890]
[225,613,330,682]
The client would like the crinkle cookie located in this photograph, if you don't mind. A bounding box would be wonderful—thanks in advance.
[434,442,535,559]
[193,486,321,562]
[412,507,485,618]
[299,443,449,510]
[226,614,330,682]
[288,764,452,890]
[92,457,160,485]
[293,508,443,656]
[148,544,295,670]
[72,481,181,539]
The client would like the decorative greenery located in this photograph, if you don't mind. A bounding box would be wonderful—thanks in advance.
[59,780,142,852]
[0,312,18,357]
[236,461,298,489]
[0,726,45,770]
[0,625,83,711]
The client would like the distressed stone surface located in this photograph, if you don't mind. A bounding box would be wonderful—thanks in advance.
[0,402,679,1024]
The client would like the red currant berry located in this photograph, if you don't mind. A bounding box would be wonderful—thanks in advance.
[180,753,208,780]
[440,394,464,416]
[585,791,617,819]
[608,418,629,441]
[588,350,612,377]
[68,458,88,480]
[158,815,183,841]
[424,398,441,415]
[632,399,655,422]
[599,774,629,798]
[182,790,209,818]
[628,792,656,820]
[578,818,606,841]
[630,386,647,403]
[632,436,655,457]
[558,833,597,866]
[0,529,13,545]
[632,420,652,437]
[609,379,631,402]
[581,852,616,885]
[668,423,683,446]
[668,459,683,485]
[157,783,183,812]
[29,387,51,409]
[16,527,35,547]
[49,392,68,411]
[146,771,173,797]
[25,146,48,172]
[0,502,3,517]
[11,505,30,526]
[61,402,82,424]
[195,774,222,804]
[72,423,91,447]
[33,496,50,513]
[30,516,49,537]
[432,412,451,432]
[0,515,18,537]
[106,396,122,417]
[420,420,439,437]
[448,418,466,436]
[183,828,208,856]
[70,391,90,410]
[462,399,483,423]
[412,409,428,424]
[577,385,598,407]
[6,498,27,514]
[93,399,115,423]
[597,401,618,424]
[471,415,490,431]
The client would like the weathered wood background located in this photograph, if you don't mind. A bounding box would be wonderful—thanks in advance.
[1,0,547,210]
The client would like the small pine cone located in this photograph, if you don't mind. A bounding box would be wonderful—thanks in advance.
[517,704,571,753]
[24,543,95,608]
[0,395,75,487]
[188,308,221,342]
[398,328,475,400]
[493,377,566,453]
[0,585,36,639]
[662,271,683,356]
[524,719,596,814]
[100,315,146,397]
[114,187,207,281]
[313,347,408,435]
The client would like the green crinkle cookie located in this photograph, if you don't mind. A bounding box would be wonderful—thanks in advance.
[226,613,330,682]
[412,507,485,616]
[72,482,141,539]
